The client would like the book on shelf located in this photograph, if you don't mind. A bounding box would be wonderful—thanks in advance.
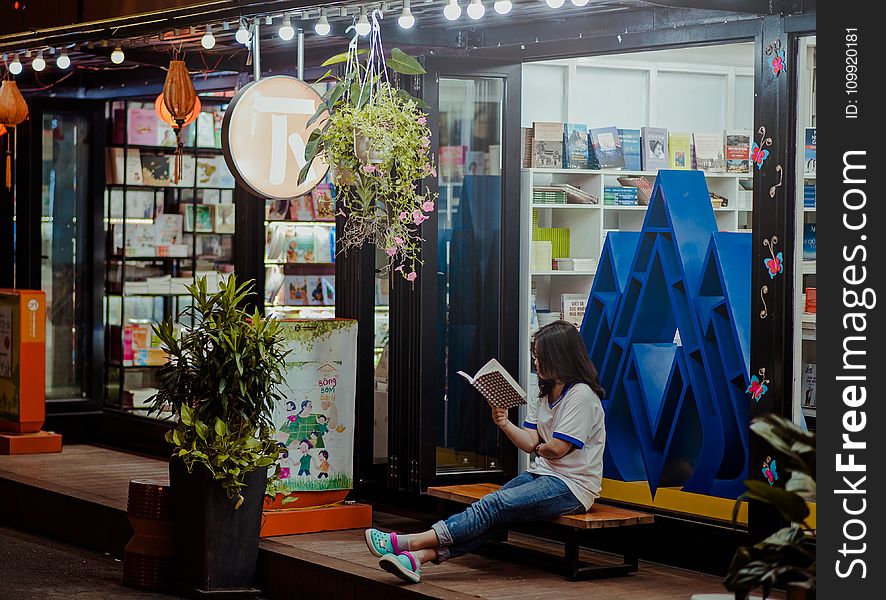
[725,129,752,173]
[804,127,816,174]
[554,257,597,272]
[531,122,564,168]
[123,281,150,295]
[804,184,816,209]
[197,235,230,259]
[531,241,553,272]
[532,227,570,259]
[561,293,588,329]
[140,153,170,186]
[290,195,315,220]
[521,128,534,169]
[108,189,159,219]
[803,222,816,260]
[313,226,334,263]
[604,186,639,206]
[618,129,642,171]
[306,276,327,306]
[530,292,539,334]
[589,126,625,170]
[181,204,214,233]
[533,186,567,204]
[802,363,816,408]
[563,123,590,170]
[266,199,290,221]
[196,111,220,148]
[556,184,598,204]
[640,127,669,172]
[375,277,390,306]
[154,214,184,246]
[283,276,308,306]
[106,148,145,185]
[466,151,487,176]
[214,204,236,234]
[537,311,560,328]
[805,287,816,314]
[146,275,172,294]
[170,277,192,295]
[312,184,336,220]
[439,145,467,182]
[286,226,317,263]
[322,276,336,306]
[693,132,726,172]
[668,132,692,170]
[457,358,527,409]
[265,267,285,303]
[127,108,159,146]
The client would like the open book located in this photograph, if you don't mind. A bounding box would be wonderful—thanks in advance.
[457,359,527,409]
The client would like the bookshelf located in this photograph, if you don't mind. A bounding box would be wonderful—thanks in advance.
[103,97,235,417]
[518,166,753,402]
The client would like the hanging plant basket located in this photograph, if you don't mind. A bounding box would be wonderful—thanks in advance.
[299,10,436,282]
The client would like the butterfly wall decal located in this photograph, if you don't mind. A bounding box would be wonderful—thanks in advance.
[747,368,770,403]
[763,236,782,279]
[762,456,779,485]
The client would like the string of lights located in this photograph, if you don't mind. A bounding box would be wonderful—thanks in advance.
[1,1,593,75]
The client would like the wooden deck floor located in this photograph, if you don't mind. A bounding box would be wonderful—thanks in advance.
[265,526,733,600]
[0,445,747,599]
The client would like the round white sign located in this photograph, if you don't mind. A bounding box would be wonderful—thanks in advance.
[222,76,330,199]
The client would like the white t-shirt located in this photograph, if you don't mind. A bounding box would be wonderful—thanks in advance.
[524,382,605,510]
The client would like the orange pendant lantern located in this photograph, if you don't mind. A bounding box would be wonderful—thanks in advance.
[154,93,201,128]
[161,61,197,183]
[0,80,30,191]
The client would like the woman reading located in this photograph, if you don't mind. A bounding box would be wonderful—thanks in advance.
[365,320,606,583]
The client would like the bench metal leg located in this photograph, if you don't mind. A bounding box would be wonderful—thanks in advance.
[564,529,639,581]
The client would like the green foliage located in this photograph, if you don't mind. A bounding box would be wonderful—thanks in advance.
[299,47,436,281]
[150,275,289,506]
[725,414,816,600]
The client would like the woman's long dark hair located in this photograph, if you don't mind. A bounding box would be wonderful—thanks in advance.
[533,320,606,400]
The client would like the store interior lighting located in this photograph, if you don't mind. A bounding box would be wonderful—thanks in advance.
[398,0,416,29]
[201,24,216,49]
[279,15,295,40]
[467,0,485,20]
[444,0,462,20]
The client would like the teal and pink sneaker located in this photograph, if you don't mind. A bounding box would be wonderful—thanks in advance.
[379,551,421,583]
[364,528,405,558]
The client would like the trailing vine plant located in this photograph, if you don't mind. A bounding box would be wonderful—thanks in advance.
[299,9,436,282]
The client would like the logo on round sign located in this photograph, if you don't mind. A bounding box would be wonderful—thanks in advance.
[222,76,330,199]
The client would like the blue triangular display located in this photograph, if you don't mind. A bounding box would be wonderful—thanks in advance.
[580,170,750,499]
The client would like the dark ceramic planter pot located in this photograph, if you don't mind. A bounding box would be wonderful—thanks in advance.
[168,455,268,597]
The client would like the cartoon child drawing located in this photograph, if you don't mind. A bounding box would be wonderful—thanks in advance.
[313,414,329,448]
[316,450,331,479]
[297,439,313,477]
[276,442,291,479]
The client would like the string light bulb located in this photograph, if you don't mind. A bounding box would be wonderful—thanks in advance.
[546,0,565,7]
[56,50,71,70]
[32,50,46,71]
[443,0,462,20]
[235,21,251,44]
[398,0,415,29]
[9,54,22,75]
[493,0,512,14]
[466,0,485,19]
[201,24,216,49]
[279,15,295,40]
[571,0,590,5]
[355,7,371,36]
[110,46,125,64]
[315,10,331,35]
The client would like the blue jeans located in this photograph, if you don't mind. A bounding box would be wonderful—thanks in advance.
[431,471,584,561]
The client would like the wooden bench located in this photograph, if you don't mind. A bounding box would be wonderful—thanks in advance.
[428,483,654,581]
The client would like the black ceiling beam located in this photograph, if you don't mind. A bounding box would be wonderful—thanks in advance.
[633,0,769,13]
[470,13,762,61]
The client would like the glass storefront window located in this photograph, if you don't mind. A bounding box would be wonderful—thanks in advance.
[436,77,505,473]
[41,113,91,400]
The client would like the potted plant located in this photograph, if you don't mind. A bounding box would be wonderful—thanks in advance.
[299,12,437,282]
[149,276,288,595]
[725,414,816,600]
